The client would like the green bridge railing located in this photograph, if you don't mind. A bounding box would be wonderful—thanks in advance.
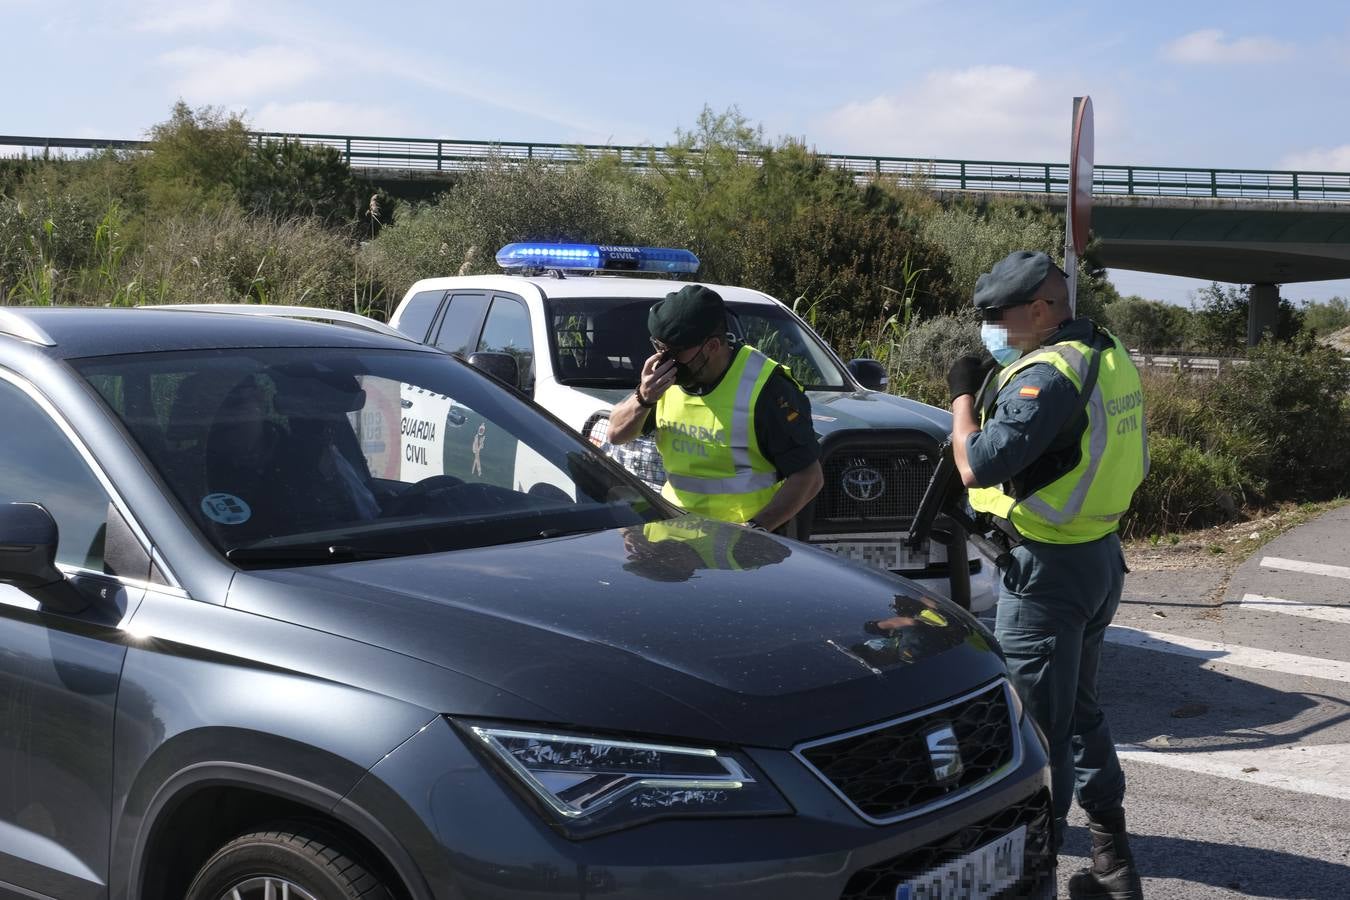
[5,132,1350,202]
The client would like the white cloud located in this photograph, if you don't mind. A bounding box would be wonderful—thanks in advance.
[1162,29,1293,64]
[159,45,321,100]
[817,66,1082,161]
[135,0,238,33]
[248,101,417,137]
[1280,145,1350,172]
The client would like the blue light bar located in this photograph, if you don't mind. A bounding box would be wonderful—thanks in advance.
[496,243,700,274]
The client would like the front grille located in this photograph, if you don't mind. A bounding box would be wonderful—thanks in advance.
[797,680,1017,823]
[816,447,936,527]
[840,790,1055,900]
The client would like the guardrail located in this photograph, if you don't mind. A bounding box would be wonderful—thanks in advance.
[1128,353,1248,375]
[4,132,1350,201]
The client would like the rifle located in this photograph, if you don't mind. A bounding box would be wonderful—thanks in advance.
[906,439,1015,607]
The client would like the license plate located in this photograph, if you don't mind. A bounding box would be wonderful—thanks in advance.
[815,538,933,571]
[895,825,1025,900]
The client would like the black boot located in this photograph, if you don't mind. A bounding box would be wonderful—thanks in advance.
[1068,811,1143,899]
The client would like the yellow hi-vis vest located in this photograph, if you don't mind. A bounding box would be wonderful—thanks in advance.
[655,345,784,524]
[968,330,1149,545]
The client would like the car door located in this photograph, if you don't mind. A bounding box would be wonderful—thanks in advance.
[430,291,490,358]
[0,372,149,900]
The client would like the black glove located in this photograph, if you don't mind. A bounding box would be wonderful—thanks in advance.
[947,354,994,402]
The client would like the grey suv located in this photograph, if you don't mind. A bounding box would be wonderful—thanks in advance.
[0,306,1051,900]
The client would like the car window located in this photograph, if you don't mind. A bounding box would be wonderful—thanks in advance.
[74,349,663,565]
[545,297,849,389]
[477,295,534,388]
[730,305,846,389]
[395,289,447,342]
[0,377,114,571]
[433,292,489,357]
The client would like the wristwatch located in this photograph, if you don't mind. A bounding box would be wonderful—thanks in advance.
[746,519,768,531]
[634,387,657,409]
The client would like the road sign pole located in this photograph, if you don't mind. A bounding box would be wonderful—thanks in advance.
[1066,95,1094,317]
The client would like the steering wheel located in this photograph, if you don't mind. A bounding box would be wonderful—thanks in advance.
[380,474,465,517]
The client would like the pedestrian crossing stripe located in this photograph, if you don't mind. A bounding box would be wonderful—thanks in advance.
[1116,742,1350,801]
[1105,626,1350,684]
[1260,556,1350,580]
[1237,594,1350,626]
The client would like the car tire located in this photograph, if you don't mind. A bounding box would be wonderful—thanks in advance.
[184,824,394,900]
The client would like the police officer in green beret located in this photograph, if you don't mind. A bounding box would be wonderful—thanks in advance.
[947,252,1148,900]
[607,284,823,533]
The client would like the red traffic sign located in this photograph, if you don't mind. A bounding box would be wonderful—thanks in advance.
[1069,96,1094,255]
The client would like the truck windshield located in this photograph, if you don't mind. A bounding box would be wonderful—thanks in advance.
[548,297,851,390]
[73,348,666,566]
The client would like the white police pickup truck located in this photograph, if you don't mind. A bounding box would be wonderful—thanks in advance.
[389,243,995,610]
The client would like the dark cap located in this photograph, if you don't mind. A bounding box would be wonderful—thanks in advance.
[973,251,1065,311]
[648,285,726,349]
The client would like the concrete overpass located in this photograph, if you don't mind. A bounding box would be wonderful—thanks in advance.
[8,131,1350,341]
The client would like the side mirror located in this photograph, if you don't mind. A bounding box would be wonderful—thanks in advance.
[0,502,85,612]
[468,351,522,393]
[847,358,888,392]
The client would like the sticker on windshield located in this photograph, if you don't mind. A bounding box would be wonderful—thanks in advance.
[201,493,252,525]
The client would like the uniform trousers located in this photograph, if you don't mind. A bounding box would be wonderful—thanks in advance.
[994,532,1128,838]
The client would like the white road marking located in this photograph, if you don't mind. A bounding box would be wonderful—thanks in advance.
[1238,593,1350,626]
[1260,556,1350,580]
[1116,742,1350,801]
[1105,626,1350,684]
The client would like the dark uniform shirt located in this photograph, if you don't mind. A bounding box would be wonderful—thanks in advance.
[966,318,1111,496]
[642,347,820,478]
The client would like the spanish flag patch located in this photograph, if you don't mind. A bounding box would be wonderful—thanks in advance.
[1018,386,1041,398]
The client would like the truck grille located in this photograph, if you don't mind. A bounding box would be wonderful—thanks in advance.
[839,790,1054,900]
[815,446,936,527]
[795,680,1019,824]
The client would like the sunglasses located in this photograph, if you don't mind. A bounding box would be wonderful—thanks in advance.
[980,298,1045,323]
[650,336,710,357]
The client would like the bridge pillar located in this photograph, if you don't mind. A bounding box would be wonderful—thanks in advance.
[1248,282,1280,346]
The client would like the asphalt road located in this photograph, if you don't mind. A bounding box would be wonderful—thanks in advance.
[991,508,1350,899]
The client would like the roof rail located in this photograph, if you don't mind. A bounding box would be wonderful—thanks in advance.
[0,308,57,346]
[143,304,412,342]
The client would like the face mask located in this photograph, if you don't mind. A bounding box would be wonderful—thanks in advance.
[674,342,711,389]
[980,322,1023,367]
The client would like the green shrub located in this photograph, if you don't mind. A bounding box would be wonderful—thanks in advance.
[1123,435,1248,537]
[124,207,356,308]
[0,192,107,303]
[361,155,667,303]
[883,314,982,407]
[1104,296,1192,352]
[1210,338,1350,500]
[232,139,386,235]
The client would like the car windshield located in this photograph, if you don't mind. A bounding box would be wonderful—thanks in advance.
[73,348,666,566]
[548,297,850,390]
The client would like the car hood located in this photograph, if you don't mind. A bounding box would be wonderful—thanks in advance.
[229,517,1004,748]
[807,390,952,443]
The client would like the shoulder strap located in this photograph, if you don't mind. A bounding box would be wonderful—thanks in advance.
[976,340,1102,424]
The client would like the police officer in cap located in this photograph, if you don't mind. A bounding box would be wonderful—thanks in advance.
[607,284,823,532]
[947,251,1148,900]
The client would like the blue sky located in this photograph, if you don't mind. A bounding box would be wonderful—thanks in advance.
[4,0,1349,305]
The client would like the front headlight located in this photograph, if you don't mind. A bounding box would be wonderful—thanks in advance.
[465,724,791,836]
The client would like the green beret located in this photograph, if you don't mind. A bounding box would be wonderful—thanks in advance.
[648,284,727,349]
[973,251,1064,311]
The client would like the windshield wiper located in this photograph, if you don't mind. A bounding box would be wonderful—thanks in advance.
[226,544,402,565]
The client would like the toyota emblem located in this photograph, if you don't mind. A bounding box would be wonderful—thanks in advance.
[841,465,885,502]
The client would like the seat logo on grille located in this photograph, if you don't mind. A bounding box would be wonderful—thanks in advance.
[841,465,885,501]
[924,724,964,783]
